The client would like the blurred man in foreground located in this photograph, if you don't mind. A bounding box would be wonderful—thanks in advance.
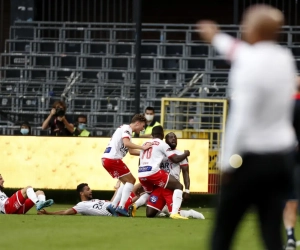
[198,4,297,250]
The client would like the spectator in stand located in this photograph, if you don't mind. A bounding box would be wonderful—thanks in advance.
[19,121,31,136]
[73,115,91,137]
[134,107,160,138]
[41,100,74,136]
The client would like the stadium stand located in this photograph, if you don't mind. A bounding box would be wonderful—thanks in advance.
[0,22,234,136]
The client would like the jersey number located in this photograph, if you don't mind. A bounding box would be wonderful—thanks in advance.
[142,148,153,159]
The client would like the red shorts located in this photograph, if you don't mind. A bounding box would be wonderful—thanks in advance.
[147,187,173,212]
[4,190,35,214]
[138,170,170,193]
[102,158,131,179]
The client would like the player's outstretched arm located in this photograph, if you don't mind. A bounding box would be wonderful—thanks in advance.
[129,148,140,156]
[197,21,246,62]
[123,138,152,151]
[169,150,190,164]
[37,208,76,215]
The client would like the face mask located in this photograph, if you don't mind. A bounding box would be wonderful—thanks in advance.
[20,128,29,135]
[78,123,87,130]
[145,114,154,121]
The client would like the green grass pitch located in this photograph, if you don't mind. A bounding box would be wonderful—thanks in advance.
[1,204,298,250]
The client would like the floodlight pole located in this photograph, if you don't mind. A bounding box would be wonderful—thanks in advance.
[133,0,142,114]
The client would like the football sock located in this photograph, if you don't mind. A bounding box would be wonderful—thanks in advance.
[118,182,134,208]
[171,189,183,214]
[26,187,39,203]
[135,193,150,208]
[287,227,295,241]
[111,185,124,208]
[37,194,46,202]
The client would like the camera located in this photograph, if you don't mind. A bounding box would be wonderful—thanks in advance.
[55,108,65,117]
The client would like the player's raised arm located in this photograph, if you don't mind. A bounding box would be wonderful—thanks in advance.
[197,21,246,62]
[128,148,141,156]
[123,138,152,151]
[168,150,190,164]
[38,208,76,215]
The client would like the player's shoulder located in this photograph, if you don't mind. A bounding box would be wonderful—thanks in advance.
[121,124,132,133]
[151,138,164,146]
[173,149,183,154]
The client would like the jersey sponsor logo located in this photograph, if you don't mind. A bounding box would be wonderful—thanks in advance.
[149,195,158,203]
[120,143,129,156]
[104,147,112,153]
[124,130,131,136]
[160,162,171,173]
[138,166,152,172]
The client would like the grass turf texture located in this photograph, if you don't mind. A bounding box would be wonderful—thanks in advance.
[1,205,297,250]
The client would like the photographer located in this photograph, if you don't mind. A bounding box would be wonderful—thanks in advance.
[42,100,74,136]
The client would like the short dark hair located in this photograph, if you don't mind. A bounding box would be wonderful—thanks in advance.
[76,183,88,194]
[145,107,155,113]
[77,115,87,122]
[152,126,164,137]
[131,114,147,123]
[165,132,175,140]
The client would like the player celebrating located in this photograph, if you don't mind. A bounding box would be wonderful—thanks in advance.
[0,174,54,214]
[138,126,190,219]
[102,114,151,216]
[130,132,199,218]
[38,183,112,216]
[161,132,190,198]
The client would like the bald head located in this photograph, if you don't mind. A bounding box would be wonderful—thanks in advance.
[241,4,284,44]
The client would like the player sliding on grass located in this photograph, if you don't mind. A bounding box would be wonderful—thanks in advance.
[38,183,134,216]
[0,174,53,214]
[101,114,152,217]
[137,126,190,219]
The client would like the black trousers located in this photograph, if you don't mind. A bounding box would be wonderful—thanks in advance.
[211,151,294,250]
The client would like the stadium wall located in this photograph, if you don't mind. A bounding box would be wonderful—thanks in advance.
[0,136,209,192]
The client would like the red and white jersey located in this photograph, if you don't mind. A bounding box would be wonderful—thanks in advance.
[160,149,188,180]
[0,190,8,214]
[138,138,175,177]
[72,199,112,216]
[102,124,132,159]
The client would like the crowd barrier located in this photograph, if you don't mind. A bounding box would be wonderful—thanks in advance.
[0,136,209,192]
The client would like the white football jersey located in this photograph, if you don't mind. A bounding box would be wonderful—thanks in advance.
[0,190,8,214]
[138,138,175,177]
[160,149,188,180]
[102,125,132,159]
[72,199,112,216]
